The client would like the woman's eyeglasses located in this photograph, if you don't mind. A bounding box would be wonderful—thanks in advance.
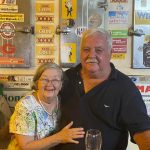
[39,78,61,85]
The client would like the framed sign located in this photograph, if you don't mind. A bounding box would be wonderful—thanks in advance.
[0,0,34,68]
[132,0,150,68]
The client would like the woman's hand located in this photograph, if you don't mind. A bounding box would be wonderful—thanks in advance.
[14,122,85,150]
[54,121,85,144]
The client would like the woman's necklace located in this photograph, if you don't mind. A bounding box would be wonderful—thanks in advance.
[37,93,58,116]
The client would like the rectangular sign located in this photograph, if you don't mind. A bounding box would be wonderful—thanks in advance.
[108,11,128,24]
[36,2,54,13]
[36,57,55,66]
[3,89,31,112]
[0,13,24,22]
[0,74,33,89]
[35,24,55,34]
[0,5,18,12]
[35,46,55,56]
[62,0,77,19]
[110,0,128,2]
[135,10,150,25]
[111,53,126,59]
[0,57,24,64]
[61,43,76,63]
[36,36,54,44]
[130,76,150,116]
[36,15,54,23]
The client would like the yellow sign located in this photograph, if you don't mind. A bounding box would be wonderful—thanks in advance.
[0,5,18,12]
[62,0,77,19]
[112,53,126,59]
[135,10,150,25]
[0,13,24,22]
[36,2,54,13]
[144,35,150,43]
[35,24,55,34]
[35,46,55,56]
[61,43,76,63]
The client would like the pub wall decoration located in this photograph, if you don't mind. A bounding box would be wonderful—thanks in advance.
[132,0,150,68]
[0,0,34,68]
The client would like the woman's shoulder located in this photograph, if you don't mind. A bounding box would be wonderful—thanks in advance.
[15,94,37,111]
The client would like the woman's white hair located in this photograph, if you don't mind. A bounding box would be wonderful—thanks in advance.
[32,63,63,90]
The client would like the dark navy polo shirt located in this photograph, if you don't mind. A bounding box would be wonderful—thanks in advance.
[55,63,150,150]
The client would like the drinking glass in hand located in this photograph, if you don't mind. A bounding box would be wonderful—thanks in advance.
[85,129,102,150]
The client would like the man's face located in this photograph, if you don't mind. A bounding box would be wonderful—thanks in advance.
[80,32,112,74]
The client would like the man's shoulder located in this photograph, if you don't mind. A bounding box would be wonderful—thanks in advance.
[110,63,130,82]
[114,70,139,94]
[65,64,81,77]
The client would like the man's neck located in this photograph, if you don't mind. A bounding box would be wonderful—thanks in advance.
[81,67,111,80]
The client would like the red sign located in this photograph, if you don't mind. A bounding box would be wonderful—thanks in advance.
[0,57,24,64]
[112,38,127,53]
[112,45,127,53]
[112,38,127,45]
[0,43,15,55]
[137,85,150,93]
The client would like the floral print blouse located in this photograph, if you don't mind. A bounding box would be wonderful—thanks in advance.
[8,94,60,150]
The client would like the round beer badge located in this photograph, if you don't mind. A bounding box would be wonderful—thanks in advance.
[0,22,15,39]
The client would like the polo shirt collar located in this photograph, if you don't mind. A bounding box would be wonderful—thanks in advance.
[75,63,118,80]
[109,63,118,80]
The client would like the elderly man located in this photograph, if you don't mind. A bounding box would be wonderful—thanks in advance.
[56,28,150,150]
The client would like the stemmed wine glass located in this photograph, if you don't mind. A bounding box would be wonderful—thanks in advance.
[85,129,102,150]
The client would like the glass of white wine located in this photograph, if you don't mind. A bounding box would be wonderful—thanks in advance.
[85,129,102,150]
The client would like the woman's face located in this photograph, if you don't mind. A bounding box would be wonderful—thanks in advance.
[37,68,62,100]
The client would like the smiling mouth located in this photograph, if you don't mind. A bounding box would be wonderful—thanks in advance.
[86,59,98,63]
[46,88,55,92]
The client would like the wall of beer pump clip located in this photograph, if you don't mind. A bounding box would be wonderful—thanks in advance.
[57,0,107,68]
[35,0,59,66]
[0,0,34,68]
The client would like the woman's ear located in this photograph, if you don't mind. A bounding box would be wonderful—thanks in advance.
[35,80,39,90]
[31,80,38,91]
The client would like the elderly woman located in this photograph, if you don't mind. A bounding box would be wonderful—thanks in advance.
[8,63,85,150]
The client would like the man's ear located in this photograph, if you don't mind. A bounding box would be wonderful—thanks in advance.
[110,48,112,54]
[109,48,112,55]
[109,49,112,59]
